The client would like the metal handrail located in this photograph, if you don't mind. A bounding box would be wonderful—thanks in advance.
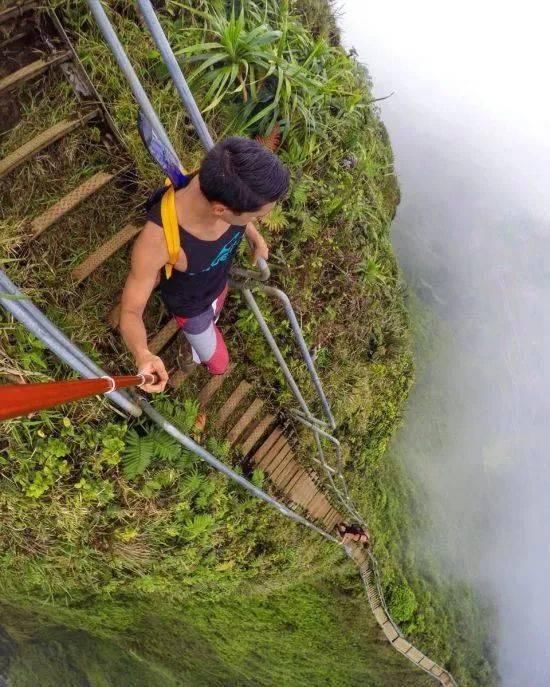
[0,270,337,544]
[256,283,336,428]
[87,0,178,162]
[0,272,141,417]
[236,284,357,518]
[136,0,214,149]
[87,0,342,501]
[231,260,271,283]
[78,5,456,682]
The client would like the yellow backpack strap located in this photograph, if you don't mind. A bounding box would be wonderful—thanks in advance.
[160,180,180,279]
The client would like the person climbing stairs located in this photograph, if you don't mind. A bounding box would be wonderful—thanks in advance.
[119,136,288,391]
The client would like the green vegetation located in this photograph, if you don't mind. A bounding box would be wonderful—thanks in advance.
[1,581,436,687]
[0,1,496,685]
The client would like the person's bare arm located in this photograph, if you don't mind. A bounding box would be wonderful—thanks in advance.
[244,222,269,264]
[120,222,170,393]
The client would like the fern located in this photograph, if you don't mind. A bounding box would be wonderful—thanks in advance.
[150,397,199,434]
[195,479,217,509]
[122,430,154,480]
[179,399,200,433]
[173,449,199,471]
[148,428,182,461]
[291,175,312,208]
[182,513,216,541]
[251,468,265,488]
[259,205,288,233]
[206,436,231,460]
[179,469,206,498]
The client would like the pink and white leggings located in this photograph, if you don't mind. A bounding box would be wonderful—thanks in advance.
[173,285,229,375]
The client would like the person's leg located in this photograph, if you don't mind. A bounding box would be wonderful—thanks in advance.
[174,289,229,375]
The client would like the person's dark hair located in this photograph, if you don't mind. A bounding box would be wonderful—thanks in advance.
[199,136,289,213]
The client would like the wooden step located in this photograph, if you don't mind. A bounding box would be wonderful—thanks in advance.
[314,500,334,523]
[273,460,303,493]
[276,461,303,491]
[310,491,333,517]
[301,484,327,513]
[240,414,276,456]
[281,464,305,493]
[252,428,283,464]
[264,443,293,479]
[71,223,140,283]
[197,364,234,406]
[0,52,70,94]
[282,470,307,502]
[0,111,98,179]
[148,319,179,356]
[305,492,333,520]
[322,509,342,530]
[30,171,115,239]
[300,481,319,510]
[268,446,295,482]
[276,461,308,493]
[214,380,251,428]
[257,435,289,471]
[226,398,264,446]
[302,482,324,508]
[287,474,318,508]
[321,507,337,528]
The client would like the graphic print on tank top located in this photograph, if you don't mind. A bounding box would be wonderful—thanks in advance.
[187,230,243,275]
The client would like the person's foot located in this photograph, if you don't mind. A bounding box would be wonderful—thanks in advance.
[176,331,199,375]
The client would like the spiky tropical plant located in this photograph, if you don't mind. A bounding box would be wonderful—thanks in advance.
[174,5,281,112]
[173,0,362,151]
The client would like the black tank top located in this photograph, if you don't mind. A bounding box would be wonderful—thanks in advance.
[146,188,245,317]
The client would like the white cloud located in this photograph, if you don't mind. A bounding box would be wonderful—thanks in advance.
[339,1,550,684]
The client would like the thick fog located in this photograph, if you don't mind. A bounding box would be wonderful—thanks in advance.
[340,1,550,684]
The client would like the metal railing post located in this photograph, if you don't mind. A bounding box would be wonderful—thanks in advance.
[135,0,214,150]
[134,0,270,281]
[256,284,336,428]
[86,0,179,162]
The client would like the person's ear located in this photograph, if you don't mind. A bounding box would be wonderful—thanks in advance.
[211,202,228,216]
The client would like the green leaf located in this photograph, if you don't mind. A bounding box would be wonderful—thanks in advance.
[148,429,181,461]
[122,430,154,480]
[188,52,228,83]
[175,42,222,55]
[179,469,205,498]
[182,513,216,541]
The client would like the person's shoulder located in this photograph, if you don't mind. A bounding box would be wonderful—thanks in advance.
[131,220,169,272]
[145,186,171,227]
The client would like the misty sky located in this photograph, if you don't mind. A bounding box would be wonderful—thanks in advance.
[339,1,550,685]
